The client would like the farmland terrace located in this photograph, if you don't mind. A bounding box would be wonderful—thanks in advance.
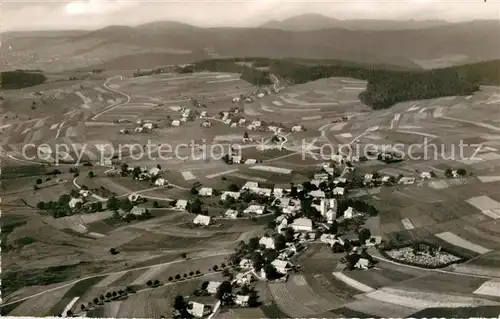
[1,60,500,318]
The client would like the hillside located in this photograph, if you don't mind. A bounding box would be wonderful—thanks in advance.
[2,20,499,71]
[260,14,450,31]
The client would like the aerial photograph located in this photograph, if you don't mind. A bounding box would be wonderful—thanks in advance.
[1,0,500,318]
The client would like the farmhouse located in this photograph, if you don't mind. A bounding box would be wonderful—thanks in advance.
[364,174,374,185]
[231,155,242,164]
[175,199,188,210]
[201,121,212,128]
[207,281,222,294]
[200,111,207,118]
[256,187,272,196]
[271,259,290,274]
[198,187,213,196]
[134,127,144,133]
[154,178,167,186]
[171,120,180,126]
[235,295,250,307]
[381,176,391,184]
[331,154,344,164]
[399,176,416,185]
[333,187,345,196]
[69,197,83,209]
[128,193,141,202]
[259,236,275,249]
[273,188,284,198]
[314,173,329,182]
[334,177,347,184]
[120,129,129,134]
[187,301,212,318]
[244,159,257,164]
[251,120,262,127]
[365,236,382,246]
[130,206,147,216]
[244,205,265,215]
[291,125,304,132]
[291,217,313,232]
[258,93,265,98]
[309,190,326,198]
[238,118,247,125]
[325,209,336,223]
[193,214,211,226]
[242,181,259,191]
[232,97,241,103]
[221,191,240,201]
[225,209,239,219]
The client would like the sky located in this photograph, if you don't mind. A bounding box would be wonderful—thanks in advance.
[2,0,499,31]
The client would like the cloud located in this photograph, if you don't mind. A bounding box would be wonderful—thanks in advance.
[64,0,137,16]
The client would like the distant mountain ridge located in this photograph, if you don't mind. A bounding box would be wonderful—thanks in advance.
[2,18,499,71]
[259,13,452,31]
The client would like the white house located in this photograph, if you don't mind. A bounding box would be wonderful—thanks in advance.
[381,176,391,184]
[193,214,211,226]
[234,273,252,286]
[200,111,207,118]
[273,188,284,198]
[365,236,382,247]
[198,187,213,196]
[256,187,272,197]
[134,127,144,133]
[221,191,240,201]
[333,177,347,184]
[333,187,345,196]
[239,258,252,269]
[355,258,372,270]
[343,207,355,219]
[259,236,275,249]
[171,120,180,126]
[225,209,239,219]
[268,125,279,133]
[128,193,141,202]
[420,172,432,179]
[398,176,416,185]
[187,301,211,318]
[201,121,212,128]
[154,178,167,186]
[175,199,188,210]
[149,167,160,176]
[231,155,242,164]
[180,117,188,123]
[331,154,344,164]
[242,181,259,190]
[223,119,232,125]
[251,120,262,127]
[231,122,238,128]
[271,259,290,274]
[69,197,83,209]
[291,125,303,132]
[364,174,374,185]
[238,118,247,125]
[309,190,325,198]
[143,122,155,130]
[232,97,241,103]
[244,159,257,165]
[314,173,329,182]
[291,217,313,232]
[325,209,336,223]
[235,295,249,307]
[277,217,288,233]
[257,93,265,98]
[130,206,147,216]
[207,281,222,294]
[244,205,265,215]
[119,129,129,134]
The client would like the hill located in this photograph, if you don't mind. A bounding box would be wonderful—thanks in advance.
[2,20,499,71]
[260,14,450,31]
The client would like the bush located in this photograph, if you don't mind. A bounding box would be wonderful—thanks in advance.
[168,276,173,281]
[146,280,153,286]
[212,265,219,271]
[189,271,194,276]
[175,274,181,280]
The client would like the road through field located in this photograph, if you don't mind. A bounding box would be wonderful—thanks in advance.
[91,76,131,121]
[2,251,231,307]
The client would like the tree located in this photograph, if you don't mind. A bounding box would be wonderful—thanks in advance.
[216,281,233,303]
[175,274,181,280]
[36,178,42,185]
[173,295,186,312]
[88,171,95,178]
[248,290,260,307]
[112,291,117,298]
[183,273,188,278]
[105,292,112,299]
[93,298,99,305]
[153,279,160,286]
[147,280,153,286]
[181,252,188,259]
[247,237,260,251]
[212,265,219,271]
[263,264,280,280]
[228,183,240,192]
[106,196,120,211]
[189,271,194,276]
[99,294,105,301]
[66,310,73,317]
[33,185,39,191]
[262,248,278,262]
[109,248,119,255]
[243,131,249,139]
[153,201,159,208]
[274,234,287,251]
[37,201,45,210]
[201,281,209,290]
[444,168,453,178]
[358,228,371,243]
[328,220,338,234]
[168,276,173,281]
[457,168,467,176]
[81,304,86,311]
